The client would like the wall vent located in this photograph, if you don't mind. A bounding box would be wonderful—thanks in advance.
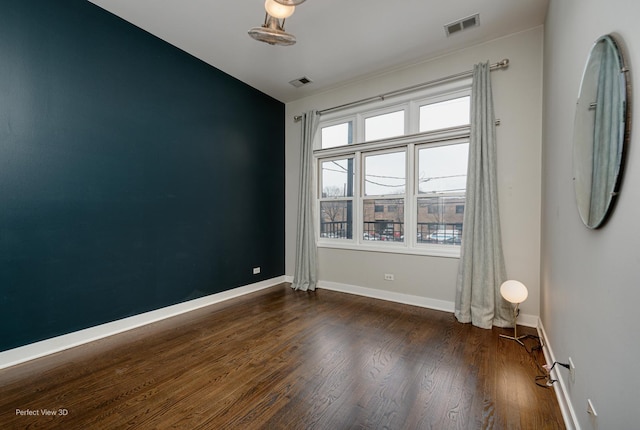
[289,76,313,88]
[444,14,479,37]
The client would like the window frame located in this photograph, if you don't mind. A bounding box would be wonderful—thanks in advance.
[412,92,471,134]
[362,104,408,142]
[318,155,357,241]
[319,116,356,149]
[413,139,469,250]
[314,80,472,258]
[362,147,407,246]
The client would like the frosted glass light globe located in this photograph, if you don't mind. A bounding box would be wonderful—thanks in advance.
[265,0,295,19]
[500,280,528,304]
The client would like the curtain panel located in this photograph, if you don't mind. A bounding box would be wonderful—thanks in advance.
[454,62,512,329]
[292,111,319,291]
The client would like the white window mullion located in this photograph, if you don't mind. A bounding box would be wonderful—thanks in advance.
[354,150,363,243]
[406,143,416,248]
[355,113,364,145]
[408,100,420,135]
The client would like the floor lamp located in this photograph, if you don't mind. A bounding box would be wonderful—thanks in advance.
[499,280,528,346]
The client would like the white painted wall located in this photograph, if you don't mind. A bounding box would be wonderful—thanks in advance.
[542,1,640,428]
[286,27,543,317]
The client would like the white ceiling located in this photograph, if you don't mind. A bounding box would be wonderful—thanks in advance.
[87,0,548,103]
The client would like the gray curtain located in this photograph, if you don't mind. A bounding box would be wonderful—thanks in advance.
[292,111,319,291]
[454,62,512,329]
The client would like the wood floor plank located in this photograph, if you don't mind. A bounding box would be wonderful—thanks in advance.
[0,284,564,429]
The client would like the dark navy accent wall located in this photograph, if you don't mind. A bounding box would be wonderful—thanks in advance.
[0,0,285,351]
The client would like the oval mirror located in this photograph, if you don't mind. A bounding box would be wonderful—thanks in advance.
[572,34,630,229]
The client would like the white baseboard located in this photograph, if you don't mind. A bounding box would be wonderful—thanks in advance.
[0,276,286,370]
[537,320,579,430]
[312,279,538,327]
[319,280,455,313]
[517,312,538,328]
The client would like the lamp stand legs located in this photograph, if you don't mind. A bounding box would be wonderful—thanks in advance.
[500,303,526,346]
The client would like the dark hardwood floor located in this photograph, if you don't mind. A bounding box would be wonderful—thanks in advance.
[0,284,564,429]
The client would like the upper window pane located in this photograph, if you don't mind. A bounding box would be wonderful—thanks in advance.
[321,158,355,197]
[365,110,405,141]
[321,121,352,149]
[364,151,406,196]
[419,96,470,132]
[418,143,469,194]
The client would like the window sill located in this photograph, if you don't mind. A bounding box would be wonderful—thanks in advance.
[317,240,461,259]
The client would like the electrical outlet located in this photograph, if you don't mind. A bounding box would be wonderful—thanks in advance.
[568,357,576,383]
[384,273,394,281]
[253,267,261,275]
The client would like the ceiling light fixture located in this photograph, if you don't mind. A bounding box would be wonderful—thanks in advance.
[248,0,307,46]
[273,0,306,5]
[265,0,295,19]
[248,14,296,46]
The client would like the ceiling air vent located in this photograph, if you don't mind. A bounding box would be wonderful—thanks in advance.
[444,14,479,37]
[289,76,313,88]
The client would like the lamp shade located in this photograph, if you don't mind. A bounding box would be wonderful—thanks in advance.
[500,280,528,304]
[274,0,306,5]
[265,0,295,19]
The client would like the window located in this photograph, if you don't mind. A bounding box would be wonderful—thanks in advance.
[417,196,464,245]
[365,109,405,141]
[417,143,468,194]
[416,142,467,246]
[321,121,352,149]
[316,84,470,257]
[419,96,470,132]
[363,150,406,242]
[364,200,404,242]
[364,150,406,196]
[319,157,354,239]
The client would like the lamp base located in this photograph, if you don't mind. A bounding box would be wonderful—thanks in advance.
[500,302,526,347]
[499,333,527,346]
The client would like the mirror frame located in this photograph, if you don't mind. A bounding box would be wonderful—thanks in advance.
[572,34,631,229]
